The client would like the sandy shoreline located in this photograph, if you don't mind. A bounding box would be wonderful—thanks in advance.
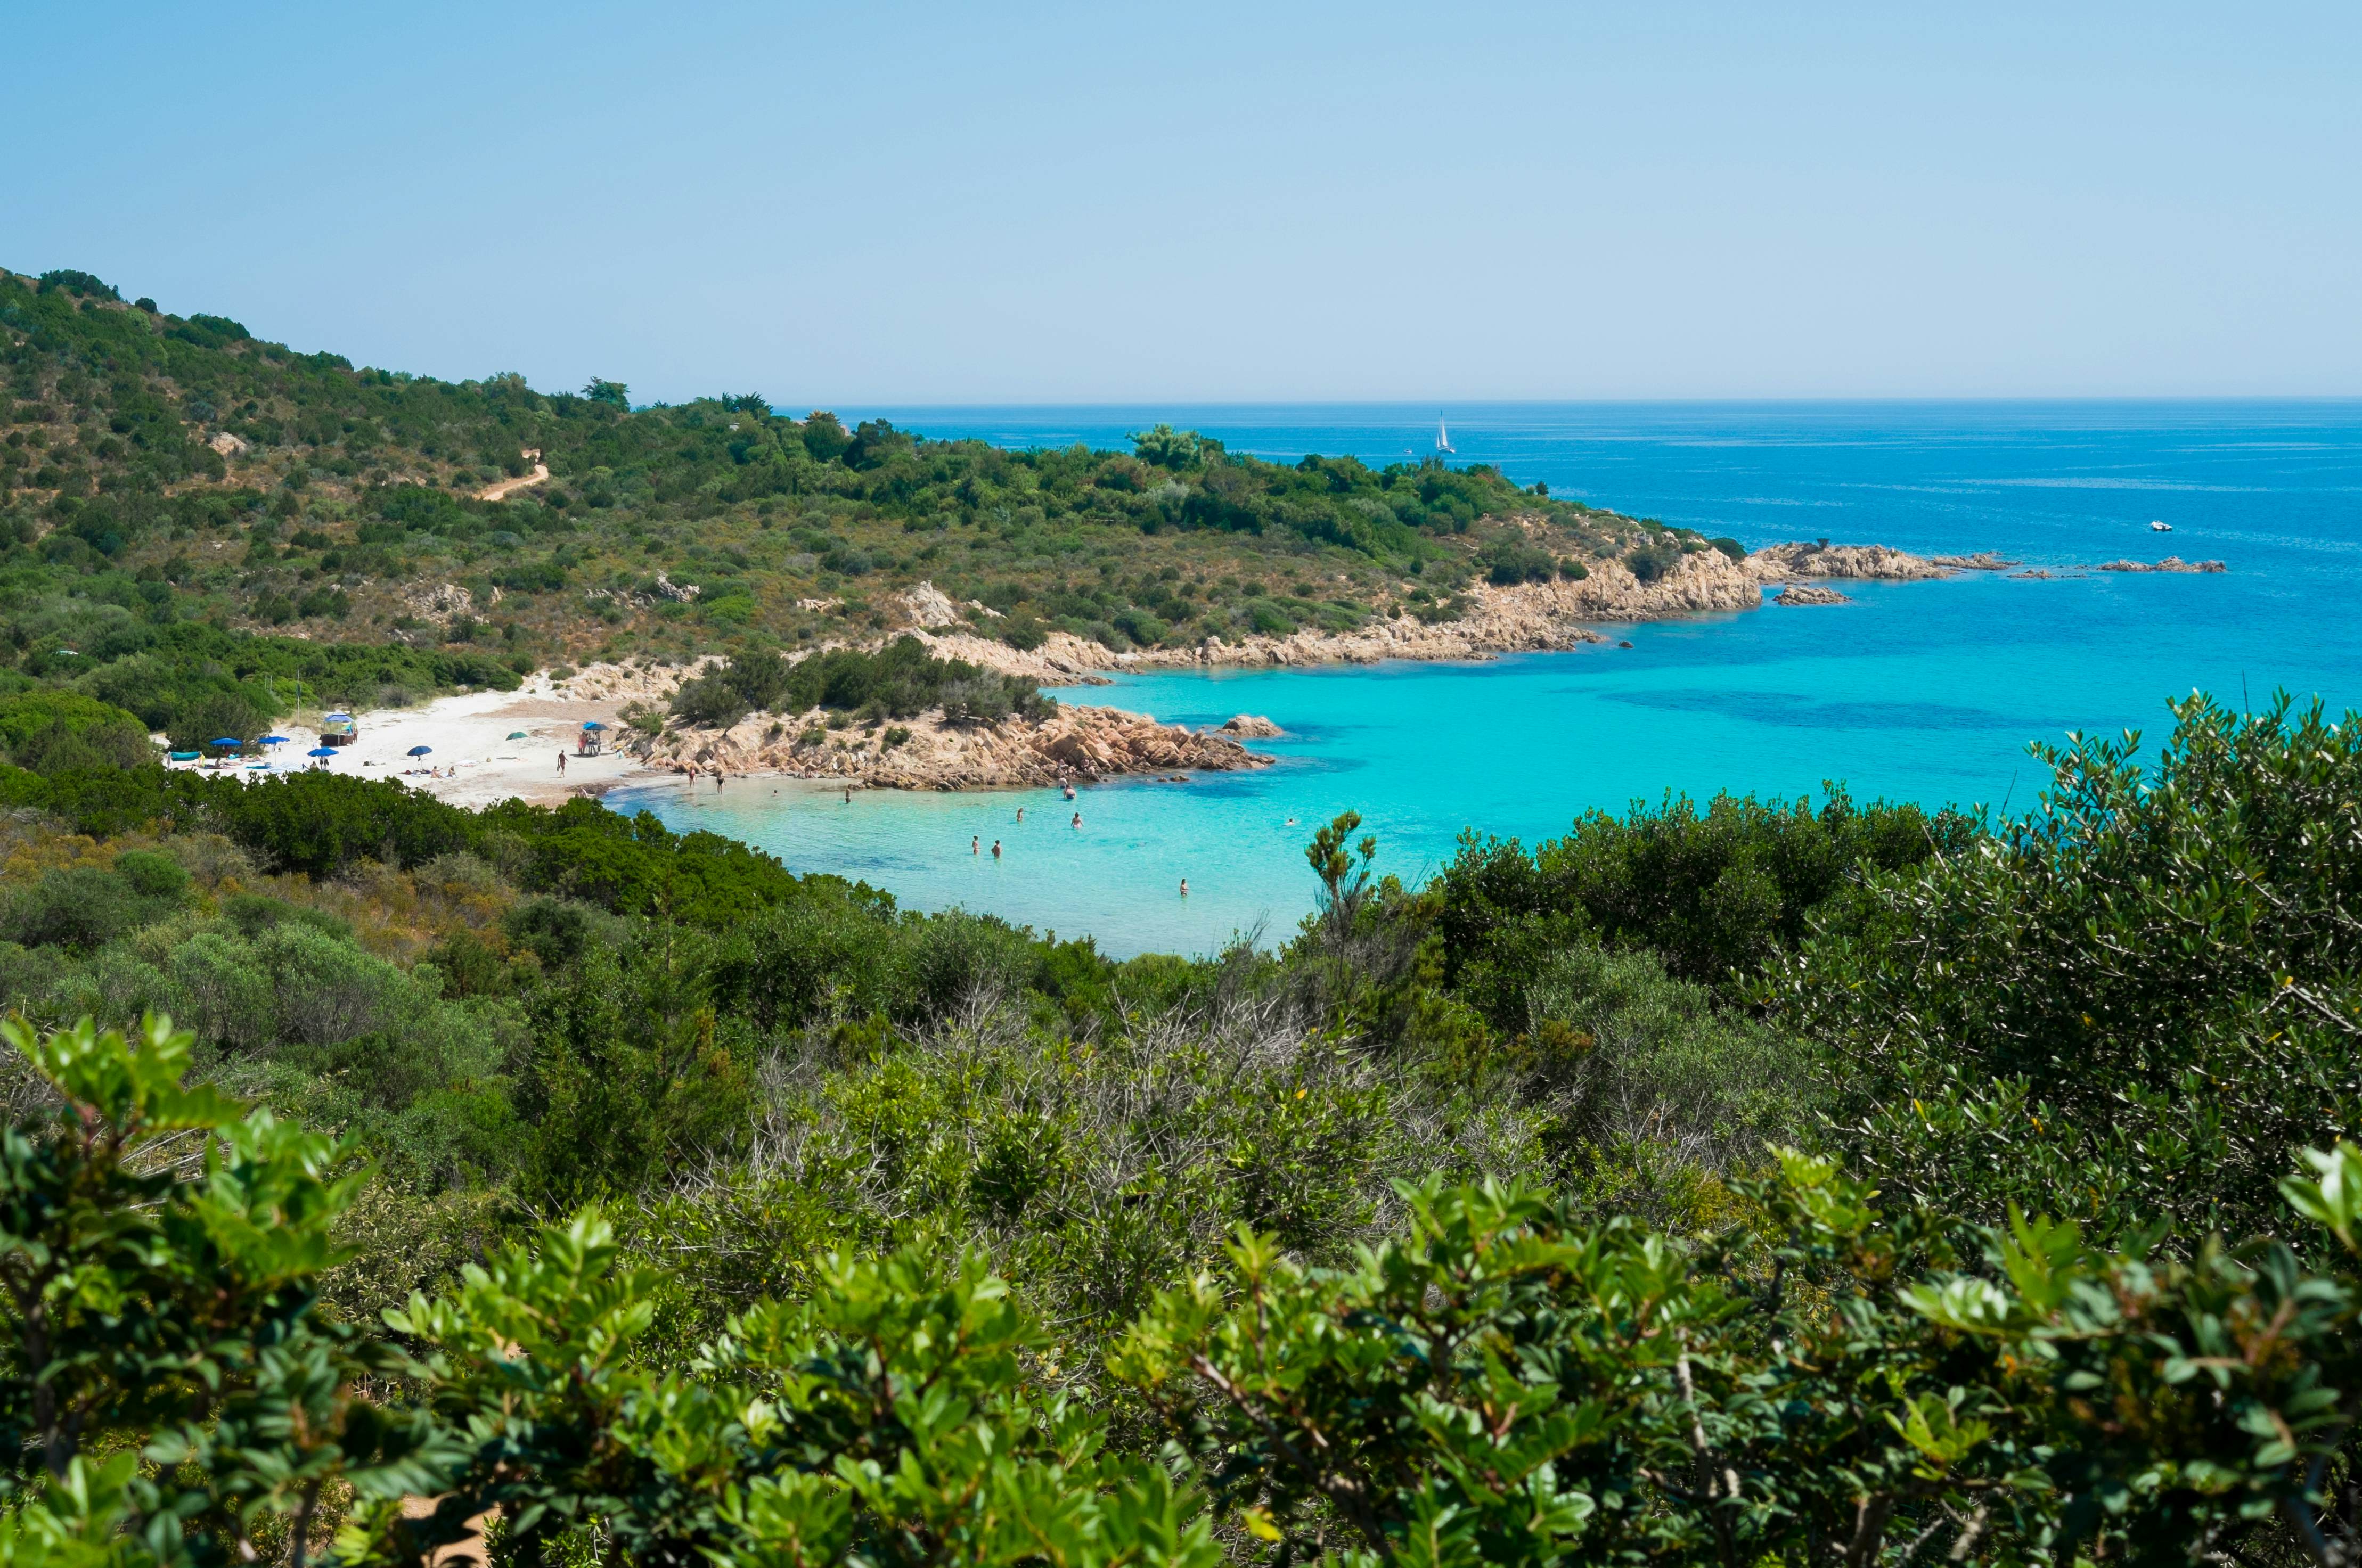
[193,674,668,809]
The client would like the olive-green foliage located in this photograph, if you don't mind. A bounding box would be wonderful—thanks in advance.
[1430,786,1975,1004]
[0,693,150,774]
[620,980,1552,1350]
[1781,693,2362,1244]
[1511,941,1814,1225]
[671,637,1052,728]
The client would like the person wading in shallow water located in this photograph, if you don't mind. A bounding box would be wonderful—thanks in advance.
[992,840,1001,859]
[1071,811,1082,828]
[971,835,979,855]
[1179,877,1189,897]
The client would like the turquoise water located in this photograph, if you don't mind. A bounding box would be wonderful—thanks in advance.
[611,403,2362,957]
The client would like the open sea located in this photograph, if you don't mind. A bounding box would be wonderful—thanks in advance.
[609,402,2362,957]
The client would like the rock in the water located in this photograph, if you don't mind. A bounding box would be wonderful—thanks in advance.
[1747,541,1950,581]
[1930,552,2020,570]
[1219,714,1285,737]
[1773,584,1852,606]
[2091,556,2227,574]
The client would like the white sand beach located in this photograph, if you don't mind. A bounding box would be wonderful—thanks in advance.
[207,667,691,808]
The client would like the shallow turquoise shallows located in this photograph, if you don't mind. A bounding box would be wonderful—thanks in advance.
[607,401,2362,957]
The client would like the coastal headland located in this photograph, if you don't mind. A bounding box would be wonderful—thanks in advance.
[333,535,2220,803]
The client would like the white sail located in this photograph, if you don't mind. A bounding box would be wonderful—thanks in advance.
[1435,418,1454,454]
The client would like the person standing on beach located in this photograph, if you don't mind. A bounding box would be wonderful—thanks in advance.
[557,751,566,774]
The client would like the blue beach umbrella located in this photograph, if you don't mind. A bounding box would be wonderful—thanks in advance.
[582,721,606,731]
[407,745,432,757]
[260,734,289,745]
[209,736,245,748]
[306,746,337,758]
[323,712,353,723]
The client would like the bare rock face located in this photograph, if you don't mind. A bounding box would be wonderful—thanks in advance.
[2091,556,2227,574]
[207,430,249,457]
[1774,585,1852,606]
[1748,541,1950,581]
[633,702,1273,790]
[898,580,962,628]
[1931,552,2020,571]
[1219,714,1285,737]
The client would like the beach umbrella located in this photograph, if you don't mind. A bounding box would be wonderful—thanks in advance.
[407,745,433,757]
[306,746,337,758]
[260,734,289,744]
[323,712,352,723]
[209,736,245,748]
[582,720,606,731]
[508,731,529,740]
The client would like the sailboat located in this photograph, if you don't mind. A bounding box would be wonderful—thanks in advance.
[1435,417,1455,455]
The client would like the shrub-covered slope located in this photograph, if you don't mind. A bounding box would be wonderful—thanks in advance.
[0,265,1739,737]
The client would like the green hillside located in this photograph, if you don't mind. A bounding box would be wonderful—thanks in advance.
[0,266,1735,738]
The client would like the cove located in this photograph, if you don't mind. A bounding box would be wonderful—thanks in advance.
[607,401,2362,958]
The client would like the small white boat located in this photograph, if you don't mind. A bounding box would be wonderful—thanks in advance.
[2151,519,2173,532]
[1435,417,1455,455]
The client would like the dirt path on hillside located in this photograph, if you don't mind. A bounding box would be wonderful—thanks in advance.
[478,448,549,502]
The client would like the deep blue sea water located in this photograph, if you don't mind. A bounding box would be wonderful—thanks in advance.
[611,403,2362,957]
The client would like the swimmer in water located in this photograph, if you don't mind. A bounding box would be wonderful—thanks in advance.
[1015,807,1024,823]
[971,835,979,855]
[1179,877,1189,897]
[991,840,1001,859]
[1285,817,1298,826]
[1070,811,1081,828]
[843,786,851,803]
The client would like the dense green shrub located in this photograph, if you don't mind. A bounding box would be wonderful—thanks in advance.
[1430,786,1973,999]
[670,636,1051,727]
[0,692,150,773]
[1781,694,2362,1243]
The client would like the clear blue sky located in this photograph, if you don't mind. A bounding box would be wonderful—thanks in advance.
[10,1,2357,403]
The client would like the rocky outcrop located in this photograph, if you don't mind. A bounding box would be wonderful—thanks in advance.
[911,547,1762,682]
[897,581,963,628]
[1931,552,2020,571]
[2091,556,2227,574]
[1219,715,1285,738]
[1747,541,1951,581]
[1774,585,1852,606]
[631,702,1273,790]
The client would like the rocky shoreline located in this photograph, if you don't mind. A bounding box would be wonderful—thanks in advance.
[625,700,1274,791]
[554,535,2223,793]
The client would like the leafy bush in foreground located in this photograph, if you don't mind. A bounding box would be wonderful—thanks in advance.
[10,1017,2362,1568]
